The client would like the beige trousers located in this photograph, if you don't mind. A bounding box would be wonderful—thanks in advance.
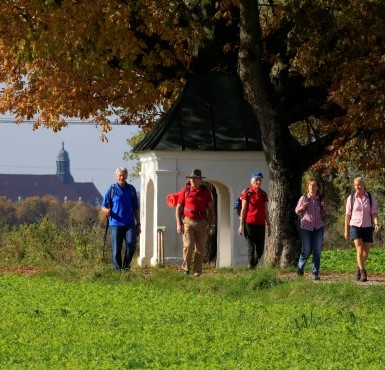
[182,217,208,273]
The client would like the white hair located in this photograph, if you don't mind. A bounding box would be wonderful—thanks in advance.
[115,166,128,175]
[354,176,366,188]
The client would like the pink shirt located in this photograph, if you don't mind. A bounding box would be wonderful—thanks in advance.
[346,192,377,228]
[295,194,324,231]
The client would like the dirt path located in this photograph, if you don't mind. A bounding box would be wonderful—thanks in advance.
[2,266,385,285]
[0,266,41,275]
[278,272,385,285]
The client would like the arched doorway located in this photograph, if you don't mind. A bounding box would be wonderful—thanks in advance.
[206,181,232,267]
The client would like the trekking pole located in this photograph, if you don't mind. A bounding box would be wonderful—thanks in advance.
[102,217,109,264]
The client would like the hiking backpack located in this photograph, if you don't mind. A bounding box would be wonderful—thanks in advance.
[299,194,325,219]
[350,190,372,210]
[234,187,267,217]
[107,183,137,211]
[234,188,252,217]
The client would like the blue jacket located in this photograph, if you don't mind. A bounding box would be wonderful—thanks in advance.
[102,183,139,226]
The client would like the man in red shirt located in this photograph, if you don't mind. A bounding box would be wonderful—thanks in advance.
[176,169,216,276]
[238,171,271,269]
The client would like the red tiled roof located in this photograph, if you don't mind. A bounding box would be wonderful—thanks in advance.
[0,174,102,205]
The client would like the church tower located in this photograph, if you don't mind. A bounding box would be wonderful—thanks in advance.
[56,142,74,184]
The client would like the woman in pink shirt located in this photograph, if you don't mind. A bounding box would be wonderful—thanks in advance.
[344,177,379,282]
[295,178,325,280]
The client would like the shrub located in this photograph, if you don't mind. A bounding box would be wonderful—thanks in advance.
[0,218,106,269]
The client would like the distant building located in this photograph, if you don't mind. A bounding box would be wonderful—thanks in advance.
[0,142,102,205]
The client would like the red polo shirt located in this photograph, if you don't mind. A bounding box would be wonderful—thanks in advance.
[177,184,213,220]
[241,186,268,225]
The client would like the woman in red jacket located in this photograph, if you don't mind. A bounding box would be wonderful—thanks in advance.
[238,171,271,269]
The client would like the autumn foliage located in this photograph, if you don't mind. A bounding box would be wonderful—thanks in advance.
[0,195,101,226]
[0,1,383,170]
[0,0,203,136]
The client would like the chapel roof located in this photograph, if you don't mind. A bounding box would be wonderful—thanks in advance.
[132,72,262,152]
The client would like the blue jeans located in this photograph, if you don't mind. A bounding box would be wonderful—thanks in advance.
[110,225,136,271]
[298,227,324,276]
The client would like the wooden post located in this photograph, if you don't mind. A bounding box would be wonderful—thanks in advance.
[157,226,166,266]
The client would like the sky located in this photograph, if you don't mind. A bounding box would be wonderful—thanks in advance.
[0,121,140,196]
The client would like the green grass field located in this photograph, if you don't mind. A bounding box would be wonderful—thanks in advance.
[2,247,385,369]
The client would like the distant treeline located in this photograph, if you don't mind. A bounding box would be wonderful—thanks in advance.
[0,195,105,227]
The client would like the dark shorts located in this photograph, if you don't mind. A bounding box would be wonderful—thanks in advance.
[350,226,373,243]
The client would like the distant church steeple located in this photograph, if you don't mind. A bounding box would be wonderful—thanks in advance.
[56,142,74,184]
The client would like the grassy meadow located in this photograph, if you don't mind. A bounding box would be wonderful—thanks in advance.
[1,220,385,369]
[2,248,385,369]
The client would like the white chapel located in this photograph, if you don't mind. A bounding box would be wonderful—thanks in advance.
[132,72,269,268]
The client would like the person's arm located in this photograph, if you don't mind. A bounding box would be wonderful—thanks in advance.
[101,206,110,217]
[265,202,271,236]
[344,214,351,240]
[295,196,308,215]
[344,196,352,240]
[134,208,141,234]
[176,204,184,234]
[101,188,111,217]
[371,195,380,233]
[372,213,380,233]
[238,199,247,235]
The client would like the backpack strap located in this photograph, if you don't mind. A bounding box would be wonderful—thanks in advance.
[241,188,252,223]
[184,181,191,199]
[108,184,116,209]
[351,191,372,211]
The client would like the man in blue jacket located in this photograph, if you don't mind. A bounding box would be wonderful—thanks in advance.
[102,166,140,271]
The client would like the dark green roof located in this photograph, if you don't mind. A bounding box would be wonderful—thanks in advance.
[132,73,262,152]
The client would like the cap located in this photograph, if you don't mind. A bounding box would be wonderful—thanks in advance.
[251,171,263,179]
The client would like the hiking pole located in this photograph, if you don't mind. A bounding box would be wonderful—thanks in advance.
[102,216,109,264]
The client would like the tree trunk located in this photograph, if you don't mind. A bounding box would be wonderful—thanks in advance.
[264,168,303,267]
[238,0,306,267]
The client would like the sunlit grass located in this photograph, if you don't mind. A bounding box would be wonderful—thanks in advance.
[1,265,385,368]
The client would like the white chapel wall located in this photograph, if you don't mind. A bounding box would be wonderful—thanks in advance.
[137,150,269,268]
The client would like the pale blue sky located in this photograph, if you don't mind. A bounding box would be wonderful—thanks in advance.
[0,121,140,195]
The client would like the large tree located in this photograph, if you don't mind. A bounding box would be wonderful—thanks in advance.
[237,0,385,265]
[1,0,385,266]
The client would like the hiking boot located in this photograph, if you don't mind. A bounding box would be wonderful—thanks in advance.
[297,268,304,276]
[181,269,190,275]
[360,269,367,282]
[355,266,361,281]
[312,275,320,281]
[193,272,201,277]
